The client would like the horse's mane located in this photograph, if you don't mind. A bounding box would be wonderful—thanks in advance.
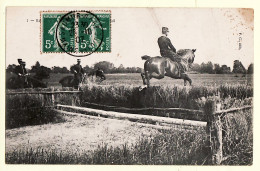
[177,49,195,61]
[177,49,190,57]
[176,49,195,71]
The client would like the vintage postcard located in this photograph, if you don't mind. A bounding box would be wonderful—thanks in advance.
[2,4,257,169]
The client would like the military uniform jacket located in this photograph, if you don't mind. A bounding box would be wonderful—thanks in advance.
[158,36,176,56]
[71,64,84,74]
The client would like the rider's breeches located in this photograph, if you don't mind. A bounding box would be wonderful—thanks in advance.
[160,50,180,62]
[74,74,82,85]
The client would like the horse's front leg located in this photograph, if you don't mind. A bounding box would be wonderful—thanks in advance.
[141,73,147,85]
[186,75,192,85]
[181,73,192,86]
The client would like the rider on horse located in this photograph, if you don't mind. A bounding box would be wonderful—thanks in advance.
[14,59,29,88]
[70,59,85,89]
[158,27,177,60]
[158,27,185,76]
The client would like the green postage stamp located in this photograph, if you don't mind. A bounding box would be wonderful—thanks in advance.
[41,11,111,55]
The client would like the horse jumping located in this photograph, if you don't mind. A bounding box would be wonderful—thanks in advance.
[141,49,196,87]
[87,69,106,82]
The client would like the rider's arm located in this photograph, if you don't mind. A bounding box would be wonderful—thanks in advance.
[168,39,176,53]
[70,66,76,74]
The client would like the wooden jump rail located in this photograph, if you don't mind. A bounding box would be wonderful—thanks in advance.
[215,105,252,115]
[55,104,207,128]
[83,101,203,112]
[83,101,206,121]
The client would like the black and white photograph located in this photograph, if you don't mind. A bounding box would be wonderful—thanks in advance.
[1,1,257,168]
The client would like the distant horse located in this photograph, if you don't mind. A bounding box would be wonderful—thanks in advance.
[87,69,106,82]
[59,73,86,89]
[6,67,50,89]
[141,49,196,87]
[6,76,48,89]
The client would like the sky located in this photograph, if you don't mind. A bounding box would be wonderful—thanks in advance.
[6,7,254,69]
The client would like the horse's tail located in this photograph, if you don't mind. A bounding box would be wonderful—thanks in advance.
[141,55,151,61]
[59,76,70,84]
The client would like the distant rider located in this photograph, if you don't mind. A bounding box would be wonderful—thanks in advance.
[158,27,180,62]
[14,59,29,88]
[70,59,85,89]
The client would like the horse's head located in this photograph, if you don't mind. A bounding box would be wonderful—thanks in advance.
[96,69,106,80]
[177,49,196,64]
[189,49,196,64]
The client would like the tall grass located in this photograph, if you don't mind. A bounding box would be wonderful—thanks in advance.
[81,84,253,109]
[6,94,65,129]
[6,111,252,165]
[6,123,253,165]
[221,109,253,165]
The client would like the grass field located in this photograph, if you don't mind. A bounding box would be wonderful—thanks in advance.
[6,72,253,88]
[42,73,253,88]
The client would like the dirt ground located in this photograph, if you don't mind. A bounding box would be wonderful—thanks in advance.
[5,113,163,154]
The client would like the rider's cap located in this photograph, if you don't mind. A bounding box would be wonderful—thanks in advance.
[77,59,81,62]
[162,27,169,34]
[18,59,22,63]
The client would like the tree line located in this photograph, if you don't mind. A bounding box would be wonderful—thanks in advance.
[6,61,143,74]
[190,60,253,74]
[6,60,253,74]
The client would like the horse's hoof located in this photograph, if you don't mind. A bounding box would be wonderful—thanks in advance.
[139,85,147,91]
